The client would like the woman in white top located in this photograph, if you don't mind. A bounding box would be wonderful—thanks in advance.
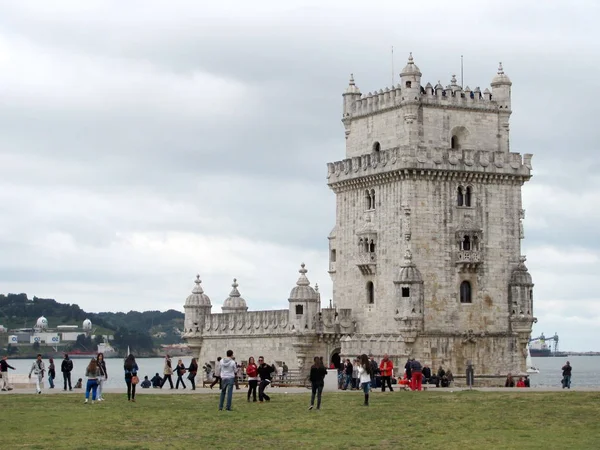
[357,354,372,406]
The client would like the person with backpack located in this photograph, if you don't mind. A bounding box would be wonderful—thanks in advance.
[61,354,73,391]
[246,356,259,402]
[358,354,372,406]
[28,354,46,394]
[308,356,327,411]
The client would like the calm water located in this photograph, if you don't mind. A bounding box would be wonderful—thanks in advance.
[6,355,600,388]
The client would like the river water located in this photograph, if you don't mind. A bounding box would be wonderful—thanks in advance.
[5,356,600,388]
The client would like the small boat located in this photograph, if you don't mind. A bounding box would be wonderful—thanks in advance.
[526,344,540,374]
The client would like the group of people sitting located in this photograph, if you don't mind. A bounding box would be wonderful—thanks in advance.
[505,373,530,387]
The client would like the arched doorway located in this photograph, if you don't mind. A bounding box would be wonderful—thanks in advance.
[331,348,341,369]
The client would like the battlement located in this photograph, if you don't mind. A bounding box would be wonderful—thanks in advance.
[345,83,500,119]
[327,146,532,190]
[198,309,291,336]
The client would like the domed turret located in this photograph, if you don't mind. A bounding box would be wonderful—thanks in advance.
[185,274,212,307]
[82,319,92,331]
[510,256,533,286]
[491,62,512,87]
[36,316,48,330]
[288,263,318,302]
[343,74,362,117]
[397,249,423,283]
[222,278,248,313]
[400,52,422,78]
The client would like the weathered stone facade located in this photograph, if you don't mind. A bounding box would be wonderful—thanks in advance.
[184,54,536,379]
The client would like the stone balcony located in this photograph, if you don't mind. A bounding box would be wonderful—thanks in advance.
[456,250,481,271]
[356,253,377,275]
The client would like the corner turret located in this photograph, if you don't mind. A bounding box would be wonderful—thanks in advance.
[400,52,422,101]
[393,249,424,343]
[491,62,512,152]
[288,263,319,332]
[342,74,362,118]
[222,278,248,313]
[183,274,212,334]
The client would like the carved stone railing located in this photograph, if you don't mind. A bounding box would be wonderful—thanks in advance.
[456,250,481,264]
[356,253,377,275]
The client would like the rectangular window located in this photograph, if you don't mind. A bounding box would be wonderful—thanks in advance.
[295,305,303,315]
[330,249,337,262]
[402,287,410,297]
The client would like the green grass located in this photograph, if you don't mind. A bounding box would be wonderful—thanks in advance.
[2,390,600,449]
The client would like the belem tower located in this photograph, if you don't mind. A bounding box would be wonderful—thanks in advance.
[183,54,536,380]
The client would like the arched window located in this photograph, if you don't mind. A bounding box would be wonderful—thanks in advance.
[463,235,471,251]
[365,190,372,210]
[295,304,304,315]
[460,281,472,303]
[472,236,479,251]
[330,249,336,262]
[465,186,472,207]
[451,136,458,149]
[366,282,374,304]
[369,241,375,253]
[457,186,464,206]
[370,189,376,209]
[373,142,381,152]
[405,81,412,88]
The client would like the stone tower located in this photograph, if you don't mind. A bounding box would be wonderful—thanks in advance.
[327,55,536,375]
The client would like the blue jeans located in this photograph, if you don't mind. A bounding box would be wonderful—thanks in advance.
[219,377,235,410]
[344,374,352,389]
[562,375,571,389]
[85,379,98,400]
[310,382,323,409]
[361,381,370,394]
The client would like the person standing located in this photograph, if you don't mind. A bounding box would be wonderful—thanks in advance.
[308,356,327,411]
[61,354,73,391]
[218,350,237,411]
[124,354,139,402]
[0,355,15,391]
[84,357,101,404]
[257,356,275,403]
[210,356,222,389]
[246,356,259,402]
[561,361,572,389]
[358,354,372,406]
[47,358,56,389]
[175,359,187,389]
[96,352,108,401]
[410,358,423,391]
[379,354,394,392]
[187,358,198,391]
[404,358,413,385]
[161,355,174,389]
[28,354,46,394]
[282,362,289,382]
[343,359,353,390]
[369,355,378,388]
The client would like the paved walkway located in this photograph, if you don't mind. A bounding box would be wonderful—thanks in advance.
[2,386,599,395]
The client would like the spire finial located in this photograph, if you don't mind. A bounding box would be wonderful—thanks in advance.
[195,274,201,285]
[315,283,319,293]
[451,74,457,86]
[299,263,307,275]
[408,52,414,64]
[232,278,238,289]
[295,263,310,286]
[349,73,355,85]
[228,278,241,297]
[498,62,504,75]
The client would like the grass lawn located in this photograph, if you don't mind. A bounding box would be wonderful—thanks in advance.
[2,390,600,449]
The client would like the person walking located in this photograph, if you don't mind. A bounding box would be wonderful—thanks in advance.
[0,355,15,391]
[308,356,327,411]
[84,357,101,404]
[379,354,394,392]
[47,358,56,389]
[358,354,372,406]
[124,354,139,402]
[96,352,108,401]
[218,350,237,411]
[561,361,572,389]
[61,354,73,391]
[246,356,259,402]
[161,355,174,389]
[187,358,198,390]
[343,359,353,390]
[257,357,275,403]
[28,354,46,394]
[175,359,187,389]
[210,356,222,389]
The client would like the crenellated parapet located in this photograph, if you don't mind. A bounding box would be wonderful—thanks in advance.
[327,146,532,191]
[201,309,291,336]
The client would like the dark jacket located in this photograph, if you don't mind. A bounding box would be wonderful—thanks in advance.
[422,366,432,379]
[175,363,186,376]
[0,360,15,372]
[405,360,412,378]
[151,374,162,387]
[369,359,378,376]
[345,362,353,375]
[188,361,198,374]
[562,364,572,376]
[410,360,423,372]
[124,363,139,378]
[61,358,73,373]
[309,365,327,384]
[257,363,275,381]
[98,360,108,378]
[48,362,56,378]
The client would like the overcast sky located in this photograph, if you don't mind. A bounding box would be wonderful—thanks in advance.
[1,1,598,351]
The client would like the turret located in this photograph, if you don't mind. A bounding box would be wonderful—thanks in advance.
[399,53,422,101]
[222,278,248,313]
[342,74,361,117]
[288,263,319,331]
[183,274,212,334]
[491,62,512,152]
[393,249,424,343]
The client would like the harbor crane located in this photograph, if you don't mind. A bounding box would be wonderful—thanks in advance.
[529,332,560,353]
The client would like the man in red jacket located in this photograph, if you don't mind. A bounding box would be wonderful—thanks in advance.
[379,354,394,392]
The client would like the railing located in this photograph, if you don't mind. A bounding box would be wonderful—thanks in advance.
[456,250,481,264]
[356,253,377,275]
